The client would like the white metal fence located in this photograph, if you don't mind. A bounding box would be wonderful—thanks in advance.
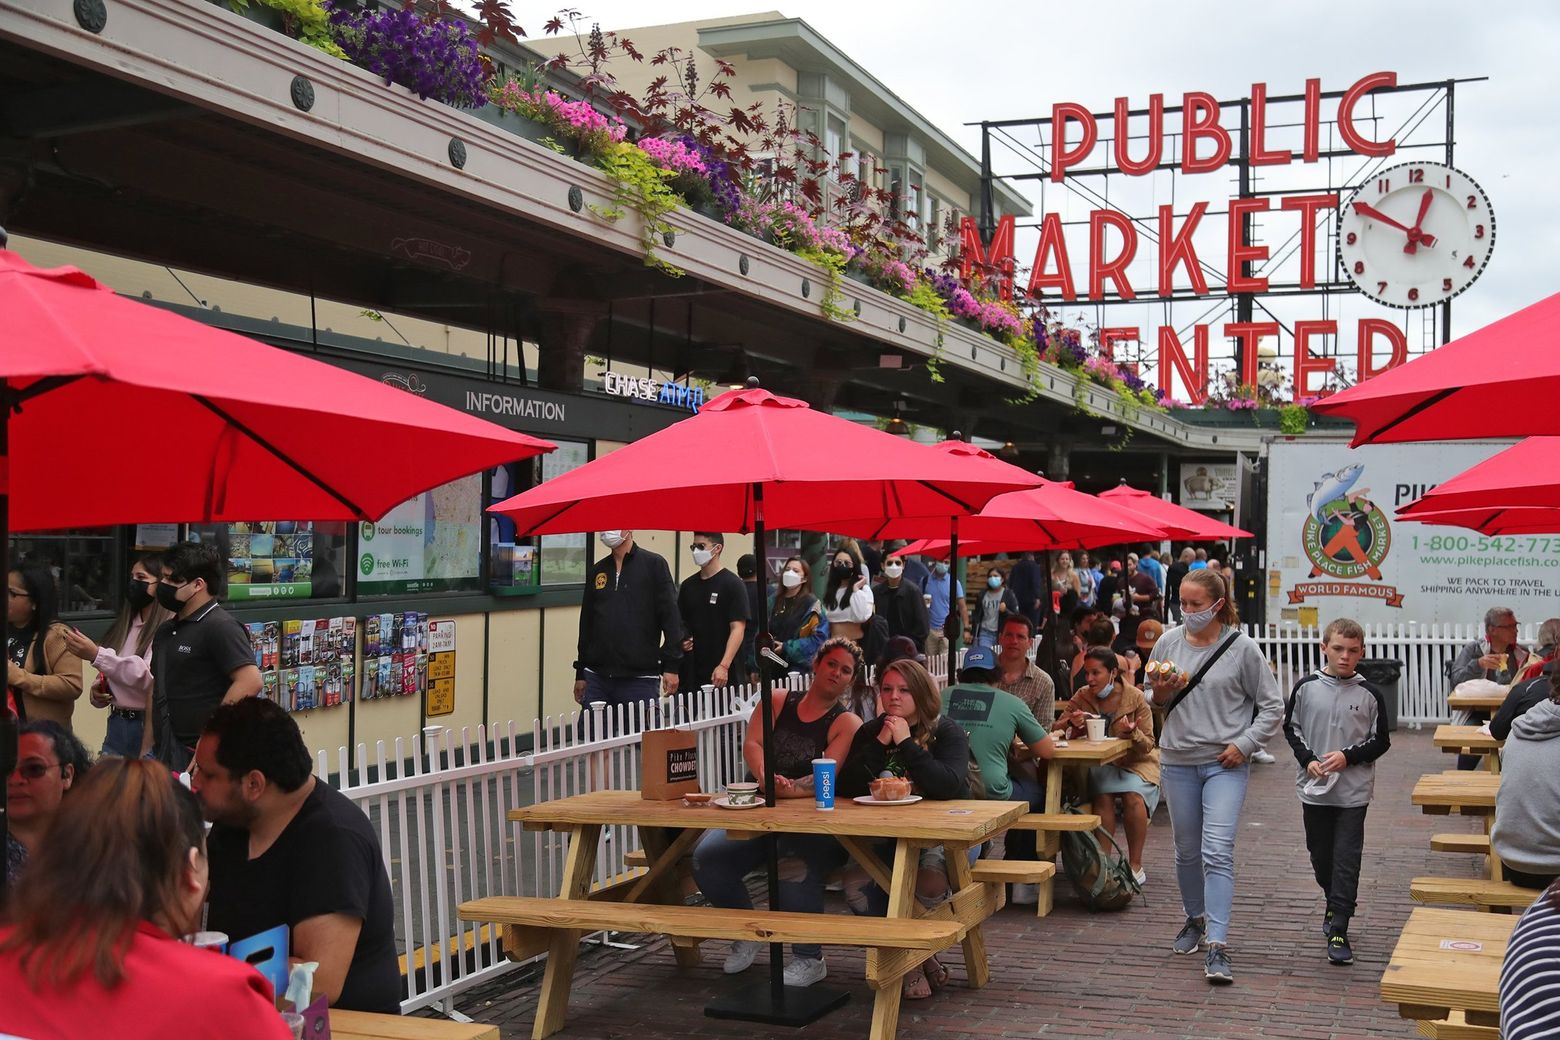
[1246,621,1538,726]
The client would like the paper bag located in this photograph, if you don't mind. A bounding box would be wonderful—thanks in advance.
[641,728,700,800]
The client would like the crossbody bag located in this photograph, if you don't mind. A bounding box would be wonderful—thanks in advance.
[1161,628,1242,722]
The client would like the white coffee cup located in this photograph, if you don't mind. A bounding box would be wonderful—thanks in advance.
[1085,717,1107,741]
[725,781,760,805]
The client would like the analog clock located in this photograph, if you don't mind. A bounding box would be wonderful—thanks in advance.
[1337,161,1494,308]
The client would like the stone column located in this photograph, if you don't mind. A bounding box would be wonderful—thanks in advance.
[535,300,607,394]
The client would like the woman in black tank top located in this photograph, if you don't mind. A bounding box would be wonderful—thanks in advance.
[691,639,865,985]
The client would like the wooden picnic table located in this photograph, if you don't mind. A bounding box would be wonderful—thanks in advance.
[1412,771,1503,880]
[331,1010,500,1040]
[491,790,1025,1040]
[1447,689,1508,712]
[1432,725,1503,774]
[1379,906,1513,1030]
[1032,737,1131,913]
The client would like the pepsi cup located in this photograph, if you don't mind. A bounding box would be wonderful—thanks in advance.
[812,758,837,811]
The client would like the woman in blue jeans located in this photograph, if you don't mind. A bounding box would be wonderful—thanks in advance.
[691,639,863,989]
[61,554,171,757]
[1146,570,1282,986]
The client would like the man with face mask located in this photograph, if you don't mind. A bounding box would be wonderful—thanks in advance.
[148,543,262,771]
[676,533,749,692]
[574,530,683,712]
[872,550,930,651]
[924,559,968,661]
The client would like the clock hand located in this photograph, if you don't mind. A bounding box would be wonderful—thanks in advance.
[1404,189,1437,254]
[1351,202,1415,235]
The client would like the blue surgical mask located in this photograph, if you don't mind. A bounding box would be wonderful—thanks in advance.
[988,575,1002,589]
[1098,683,1115,699]
[933,563,949,577]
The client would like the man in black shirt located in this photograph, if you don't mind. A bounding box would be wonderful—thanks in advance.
[873,548,930,651]
[149,542,261,769]
[574,530,682,709]
[1008,552,1044,628]
[737,554,763,681]
[1167,547,1194,622]
[194,698,398,1013]
[677,532,749,691]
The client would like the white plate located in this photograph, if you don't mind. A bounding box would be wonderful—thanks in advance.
[712,795,765,810]
[852,794,923,806]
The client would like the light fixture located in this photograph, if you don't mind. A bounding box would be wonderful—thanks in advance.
[884,400,910,436]
[718,352,751,390]
[999,441,1019,458]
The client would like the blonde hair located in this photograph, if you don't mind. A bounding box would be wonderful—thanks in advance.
[879,658,942,749]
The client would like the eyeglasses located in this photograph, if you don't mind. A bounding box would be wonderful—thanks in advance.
[12,760,61,781]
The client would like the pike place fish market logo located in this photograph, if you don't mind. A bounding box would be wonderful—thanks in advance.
[380,372,427,395]
[389,237,472,271]
[1292,464,1404,608]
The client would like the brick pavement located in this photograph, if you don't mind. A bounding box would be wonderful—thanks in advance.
[443,729,1477,1039]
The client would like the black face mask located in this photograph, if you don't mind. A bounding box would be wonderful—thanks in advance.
[830,563,856,581]
[126,578,155,611]
[155,582,186,612]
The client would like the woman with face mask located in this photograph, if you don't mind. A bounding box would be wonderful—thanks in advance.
[1054,647,1160,884]
[972,567,1019,651]
[1144,570,1282,986]
[61,555,174,758]
[6,561,84,729]
[766,557,829,675]
[820,546,874,644]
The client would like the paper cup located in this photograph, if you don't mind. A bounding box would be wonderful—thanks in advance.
[1085,717,1107,741]
[184,930,229,953]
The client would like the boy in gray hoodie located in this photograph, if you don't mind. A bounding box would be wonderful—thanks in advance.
[1282,617,1390,967]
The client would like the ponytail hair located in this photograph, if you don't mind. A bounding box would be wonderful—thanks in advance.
[1181,569,1240,627]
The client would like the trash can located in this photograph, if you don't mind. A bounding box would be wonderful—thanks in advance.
[1356,658,1402,731]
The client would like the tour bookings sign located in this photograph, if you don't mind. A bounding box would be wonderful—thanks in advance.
[357,474,482,595]
[962,72,1496,404]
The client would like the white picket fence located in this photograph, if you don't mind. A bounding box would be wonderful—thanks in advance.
[1245,621,1538,726]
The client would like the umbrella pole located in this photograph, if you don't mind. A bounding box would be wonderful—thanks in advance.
[947,517,959,686]
[0,380,16,905]
[705,482,848,1026]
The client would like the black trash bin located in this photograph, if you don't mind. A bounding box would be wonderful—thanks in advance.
[1356,658,1402,732]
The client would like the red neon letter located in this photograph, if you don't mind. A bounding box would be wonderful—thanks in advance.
[1302,77,1322,163]
[1225,322,1280,383]
[1294,320,1339,396]
[1181,91,1232,174]
[1158,324,1210,404]
[1248,82,1292,167]
[1158,201,1210,297]
[1051,102,1098,182]
[1280,193,1340,289]
[1114,93,1164,175]
[958,214,1016,301]
[1227,197,1272,293]
[1089,210,1138,300]
[1026,212,1077,301]
[1357,318,1408,380]
[1099,327,1141,362]
[1338,71,1397,158]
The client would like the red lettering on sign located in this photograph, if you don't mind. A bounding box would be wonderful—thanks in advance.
[1357,318,1408,380]
[1026,212,1076,300]
[1089,210,1139,300]
[1248,83,1292,166]
[1280,193,1341,289]
[1158,202,1210,296]
[958,214,1015,302]
[1182,92,1232,174]
[1226,197,1272,293]
[1099,327,1140,362]
[1114,94,1164,175]
[1293,319,1339,396]
[1051,102,1098,182]
[1225,322,1280,384]
[1159,325,1210,404]
[1338,71,1398,158]
[1302,77,1322,163]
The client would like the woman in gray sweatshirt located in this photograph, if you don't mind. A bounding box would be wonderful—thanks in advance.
[1146,570,1283,986]
[1491,672,1560,889]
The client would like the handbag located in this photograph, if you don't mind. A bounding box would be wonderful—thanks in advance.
[1161,629,1242,722]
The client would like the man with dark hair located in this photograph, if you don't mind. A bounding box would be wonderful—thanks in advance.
[574,529,682,710]
[736,553,761,681]
[147,542,261,768]
[677,532,749,692]
[1008,552,1044,629]
[194,698,398,1013]
[873,547,930,651]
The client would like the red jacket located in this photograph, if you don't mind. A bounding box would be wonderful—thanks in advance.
[0,920,292,1039]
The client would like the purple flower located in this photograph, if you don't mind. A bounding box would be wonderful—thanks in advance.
[329,4,488,109]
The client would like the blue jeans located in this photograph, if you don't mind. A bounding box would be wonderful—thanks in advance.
[973,629,999,651]
[102,712,145,758]
[692,829,848,960]
[1160,761,1251,946]
[579,672,661,735]
[1001,774,1044,861]
[853,839,982,917]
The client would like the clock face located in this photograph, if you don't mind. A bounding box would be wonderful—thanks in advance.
[1337,161,1495,308]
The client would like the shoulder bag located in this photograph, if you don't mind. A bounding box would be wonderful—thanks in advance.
[1161,628,1242,722]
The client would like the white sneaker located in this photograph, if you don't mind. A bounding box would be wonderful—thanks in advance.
[723,940,760,974]
[1010,883,1038,905]
[1132,868,1147,885]
[1251,749,1277,764]
[783,956,827,988]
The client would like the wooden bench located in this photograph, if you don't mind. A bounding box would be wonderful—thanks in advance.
[1416,1011,1500,1040]
[1010,812,1102,832]
[1409,876,1539,910]
[969,859,1056,886]
[1431,833,1491,855]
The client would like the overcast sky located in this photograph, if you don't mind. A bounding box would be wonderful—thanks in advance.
[540,0,1557,391]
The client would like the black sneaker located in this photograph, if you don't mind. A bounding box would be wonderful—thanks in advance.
[1204,944,1234,984]
[1172,916,1206,955]
[1327,931,1354,966]
[1321,909,1334,938]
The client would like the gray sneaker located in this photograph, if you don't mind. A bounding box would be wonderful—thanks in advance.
[1205,944,1234,984]
[723,940,760,974]
[1172,916,1206,955]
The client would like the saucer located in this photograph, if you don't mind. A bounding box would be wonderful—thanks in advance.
[712,795,765,810]
[851,794,922,806]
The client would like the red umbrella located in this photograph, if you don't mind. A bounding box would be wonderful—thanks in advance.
[1309,291,1560,446]
[1394,438,1560,534]
[3,248,554,529]
[1098,483,1253,539]
[1396,505,1560,537]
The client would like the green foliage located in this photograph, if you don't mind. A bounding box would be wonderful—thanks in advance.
[227,0,346,58]
[589,141,686,277]
[905,280,951,383]
[796,247,856,324]
[1279,403,1311,435]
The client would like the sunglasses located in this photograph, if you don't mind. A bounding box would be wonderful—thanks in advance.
[13,760,61,781]
[690,543,710,551]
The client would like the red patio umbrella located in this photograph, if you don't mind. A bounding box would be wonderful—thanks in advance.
[1309,290,1560,446]
[1394,438,1560,535]
[1098,483,1253,539]
[1396,504,1560,537]
[489,383,1039,1024]
[3,248,554,529]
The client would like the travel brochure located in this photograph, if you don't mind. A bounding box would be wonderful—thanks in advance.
[226,520,316,601]
[244,611,430,710]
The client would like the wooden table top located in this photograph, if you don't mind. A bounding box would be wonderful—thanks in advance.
[1433,725,1504,752]
[1049,737,1132,763]
[331,1010,499,1040]
[1379,907,1513,1020]
[1412,771,1500,811]
[1447,690,1509,711]
[511,789,1025,843]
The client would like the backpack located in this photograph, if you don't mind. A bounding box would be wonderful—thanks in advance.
[1059,803,1142,912]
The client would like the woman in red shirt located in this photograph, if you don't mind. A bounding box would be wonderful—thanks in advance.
[0,758,291,1039]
